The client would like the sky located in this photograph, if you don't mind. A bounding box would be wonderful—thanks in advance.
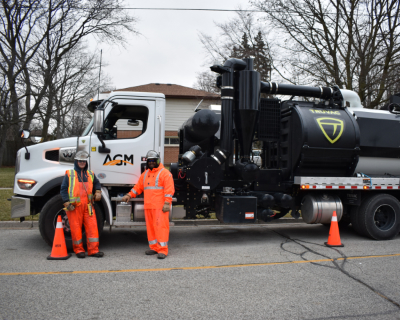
[98,0,253,90]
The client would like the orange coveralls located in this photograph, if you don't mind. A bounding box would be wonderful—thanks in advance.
[128,163,175,255]
[66,170,100,255]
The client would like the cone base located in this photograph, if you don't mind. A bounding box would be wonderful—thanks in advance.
[324,242,344,247]
[47,253,72,260]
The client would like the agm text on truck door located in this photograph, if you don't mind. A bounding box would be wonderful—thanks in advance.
[89,99,156,185]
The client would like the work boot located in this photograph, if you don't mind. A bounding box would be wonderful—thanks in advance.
[76,252,85,259]
[157,253,167,259]
[145,250,158,255]
[89,252,104,258]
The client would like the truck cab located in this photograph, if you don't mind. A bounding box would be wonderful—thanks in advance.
[11,91,166,247]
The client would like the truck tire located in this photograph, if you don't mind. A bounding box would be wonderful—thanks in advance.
[356,194,400,240]
[350,204,367,236]
[39,194,104,249]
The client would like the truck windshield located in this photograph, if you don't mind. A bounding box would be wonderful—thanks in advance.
[82,118,93,136]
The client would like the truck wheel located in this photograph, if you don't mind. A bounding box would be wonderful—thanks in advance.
[39,194,105,249]
[357,194,400,240]
[350,204,367,236]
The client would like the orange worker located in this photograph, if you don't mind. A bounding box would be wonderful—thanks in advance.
[60,151,104,258]
[122,150,174,259]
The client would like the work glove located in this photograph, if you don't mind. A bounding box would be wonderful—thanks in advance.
[162,202,170,213]
[121,194,131,203]
[94,190,101,201]
[63,202,75,211]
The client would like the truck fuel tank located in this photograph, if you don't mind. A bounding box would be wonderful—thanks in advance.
[301,194,343,224]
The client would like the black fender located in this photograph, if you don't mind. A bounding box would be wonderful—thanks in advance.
[35,176,64,196]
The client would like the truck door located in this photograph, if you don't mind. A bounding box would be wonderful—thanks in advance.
[89,98,156,185]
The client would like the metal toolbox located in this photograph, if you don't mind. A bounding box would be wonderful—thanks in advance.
[116,202,132,222]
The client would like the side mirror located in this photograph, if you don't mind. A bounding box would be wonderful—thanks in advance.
[19,129,31,139]
[18,129,31,159]
[93,108,110,154]
[93,109,104,134]
[127,119,140,127]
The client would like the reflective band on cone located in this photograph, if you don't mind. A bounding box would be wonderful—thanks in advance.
[47,215,71,260]
[324,211,344,247]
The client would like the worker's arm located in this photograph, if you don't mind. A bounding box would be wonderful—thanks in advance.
[60,172,74,210]
[92,173,102,201]
[122,171,145,202]
[162,171,175,212]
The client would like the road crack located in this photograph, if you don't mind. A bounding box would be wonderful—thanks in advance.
[273,229,400,310]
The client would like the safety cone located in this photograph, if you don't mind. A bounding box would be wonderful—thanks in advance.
[47,215,71,260]
[325,211,344,247]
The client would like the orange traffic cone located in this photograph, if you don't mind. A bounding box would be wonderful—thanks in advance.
[47,215,71,260]
[325,211,344,247]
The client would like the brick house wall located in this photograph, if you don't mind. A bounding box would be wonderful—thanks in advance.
[165,130,179,165]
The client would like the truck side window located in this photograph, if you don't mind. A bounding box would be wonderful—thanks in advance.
[103,105,149,140]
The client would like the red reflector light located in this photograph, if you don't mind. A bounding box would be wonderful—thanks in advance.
[326,186,332,189]
[351,186,357,189]
[375,186,381,189]
[339,186,345,189]
[388,186,393,189]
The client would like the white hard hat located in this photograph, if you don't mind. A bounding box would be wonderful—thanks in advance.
[146,150,160,160]
[75,151,89,161]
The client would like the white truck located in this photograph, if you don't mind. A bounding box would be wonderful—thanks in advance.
[11,91,171,247]
[11,57,400,247]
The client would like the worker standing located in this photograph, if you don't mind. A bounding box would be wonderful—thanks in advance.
[60,151,104,258]
[122,150,174,259]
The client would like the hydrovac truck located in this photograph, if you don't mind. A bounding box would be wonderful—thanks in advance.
[11,57,400,247]
[170,57,400,241]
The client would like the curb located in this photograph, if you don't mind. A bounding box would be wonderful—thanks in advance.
[0,221,38,229]
[0,218,304,230]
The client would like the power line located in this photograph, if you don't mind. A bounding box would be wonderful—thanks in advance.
[108,8,264,12]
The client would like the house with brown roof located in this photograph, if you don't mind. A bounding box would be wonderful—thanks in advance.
[110,83,220,165]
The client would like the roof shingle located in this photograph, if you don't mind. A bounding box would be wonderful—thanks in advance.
[114,83,220,100]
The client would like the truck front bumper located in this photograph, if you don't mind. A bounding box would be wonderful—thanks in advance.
[11,196,31,218]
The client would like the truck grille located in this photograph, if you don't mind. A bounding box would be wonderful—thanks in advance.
[45,150,59,162]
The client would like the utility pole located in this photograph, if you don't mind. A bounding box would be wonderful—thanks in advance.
[97,49,102,100]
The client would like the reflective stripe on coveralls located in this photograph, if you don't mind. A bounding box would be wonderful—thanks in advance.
[66,169,99,255]
[145,209,170,255]
[143,168,164,190]
[67,169,95,204]
[128,164,175,255]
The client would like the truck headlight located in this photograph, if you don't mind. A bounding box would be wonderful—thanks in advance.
[17,179,37,190]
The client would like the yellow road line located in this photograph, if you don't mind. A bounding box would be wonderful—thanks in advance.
[1,253,400,276]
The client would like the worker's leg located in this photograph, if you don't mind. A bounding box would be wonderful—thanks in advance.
[83,204,100,255]
[145,209,159,252]
[66,205,85,254]
[154,209,169,255]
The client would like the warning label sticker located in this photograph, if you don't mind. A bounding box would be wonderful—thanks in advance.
[245,212,254,219]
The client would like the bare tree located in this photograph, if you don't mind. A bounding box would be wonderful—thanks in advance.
[0,0,138,166]
[252,0,400,108]
[193,71,220,94]
[197,10,273,83]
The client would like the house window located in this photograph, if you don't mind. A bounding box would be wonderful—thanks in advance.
[165,137,180,146]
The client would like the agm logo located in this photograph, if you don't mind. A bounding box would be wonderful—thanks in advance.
[316,117,344,144]
[103,154,134,166]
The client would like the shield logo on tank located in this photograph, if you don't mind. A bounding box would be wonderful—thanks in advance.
[316,117,344,144]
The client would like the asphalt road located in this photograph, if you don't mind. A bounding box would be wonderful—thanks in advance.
[1,223,400,320]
